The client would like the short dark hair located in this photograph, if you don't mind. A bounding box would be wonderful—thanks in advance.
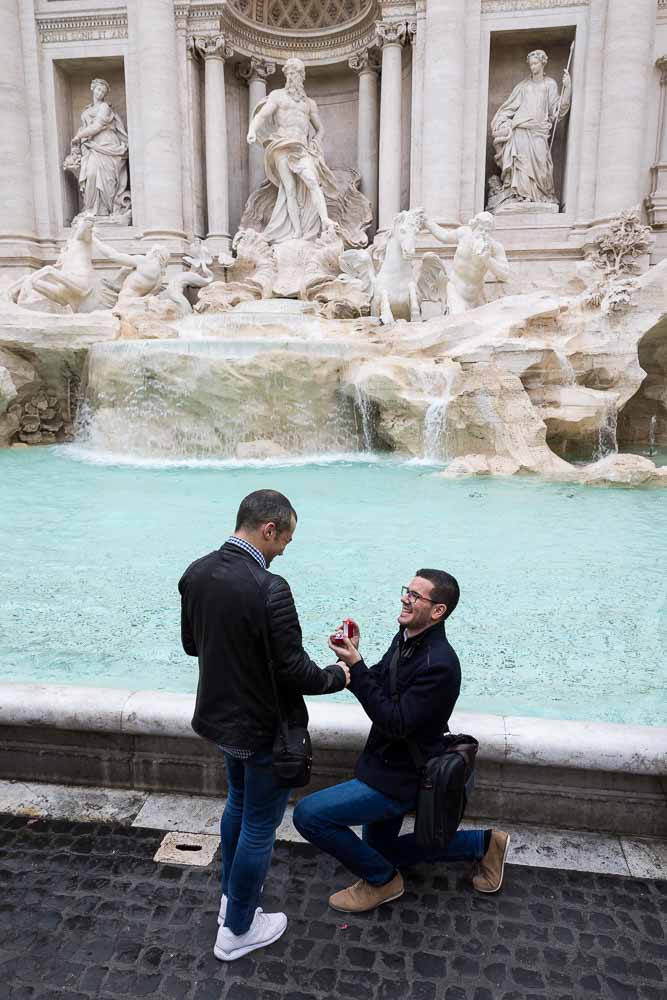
[235,490,297,534]
[415,568,460,619]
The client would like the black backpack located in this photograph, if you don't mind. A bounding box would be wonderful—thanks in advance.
[389,649,478,851]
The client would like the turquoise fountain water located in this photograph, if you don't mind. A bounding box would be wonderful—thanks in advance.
[1,446,665,725]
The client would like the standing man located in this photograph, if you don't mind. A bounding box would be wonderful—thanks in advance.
[294,570,510,911]
[179,490,349,961]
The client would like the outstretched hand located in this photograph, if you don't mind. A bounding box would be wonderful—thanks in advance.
[329,635,362,666]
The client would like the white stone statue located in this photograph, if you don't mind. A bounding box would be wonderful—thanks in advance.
[422,211,511,314]
[6,213,103,313]
[195,229,277,313]
[63,78,131,224]
[339,209,448,324]
[246,57,337,243]
[300,225,368,318]
[183,238,214,278]
[489,49,572,210]
[162,272,212,316]
[93,239,169,311]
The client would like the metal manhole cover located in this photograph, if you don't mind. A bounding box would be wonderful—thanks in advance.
[153,831,220,867]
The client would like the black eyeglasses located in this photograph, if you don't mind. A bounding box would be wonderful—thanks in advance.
[401,586,437,605]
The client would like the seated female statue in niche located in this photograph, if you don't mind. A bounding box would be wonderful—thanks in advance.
[64,78,132,224]
[488,49,572,211]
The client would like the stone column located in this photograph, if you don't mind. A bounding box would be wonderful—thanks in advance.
[349,49,380,226]
[129,0,185,241]
[239,57,276,195]
[408,16,425,208]
[0,0,36,240]
[195,34,234,249]
[574,0,607,225]
[175,11,194,237]
[376,21,407,230]
[595,0,655,220]
[648,57,667,228]
[187,37,206,237]
[421,0,465,225]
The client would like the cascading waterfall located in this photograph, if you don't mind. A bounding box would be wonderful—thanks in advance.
[649,414,657,456]
[74,337,373,461]
[72,306,459,464]
[353,384,374,452]
[423,399,448,461]
[420,368,454,463]
[594,399,619,460]
[555,351,576,386]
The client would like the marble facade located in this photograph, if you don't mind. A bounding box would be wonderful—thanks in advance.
[1,0,665,286]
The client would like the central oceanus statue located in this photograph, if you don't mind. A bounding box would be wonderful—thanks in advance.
[242,57,371,249]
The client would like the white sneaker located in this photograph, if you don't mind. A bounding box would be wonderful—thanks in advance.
[213,910,287,962]
[219,883,264,924]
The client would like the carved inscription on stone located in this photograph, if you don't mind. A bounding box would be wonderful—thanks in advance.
[37,16,128,44]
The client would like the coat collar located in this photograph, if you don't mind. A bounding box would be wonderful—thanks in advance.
[399,620,445,655]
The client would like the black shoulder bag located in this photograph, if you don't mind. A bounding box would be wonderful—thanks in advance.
[260,585,312,789]
[389,648,478,852]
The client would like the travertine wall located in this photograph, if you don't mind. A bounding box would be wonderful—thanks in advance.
[0,0,664,284]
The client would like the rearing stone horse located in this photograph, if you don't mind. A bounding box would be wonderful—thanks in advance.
[7,213,102,313]
[339,209,448,324]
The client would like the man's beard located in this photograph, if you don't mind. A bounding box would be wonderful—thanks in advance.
[285,75,306,100]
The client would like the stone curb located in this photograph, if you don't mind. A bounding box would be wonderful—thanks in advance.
[0,682,665,776]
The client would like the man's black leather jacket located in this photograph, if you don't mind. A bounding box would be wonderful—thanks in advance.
[179,542,346,748]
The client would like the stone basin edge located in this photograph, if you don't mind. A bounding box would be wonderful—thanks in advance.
[0,682,665,777]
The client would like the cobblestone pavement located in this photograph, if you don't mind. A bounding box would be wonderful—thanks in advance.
[0,814,665,1000]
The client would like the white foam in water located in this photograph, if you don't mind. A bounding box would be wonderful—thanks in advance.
[58,443,384,470]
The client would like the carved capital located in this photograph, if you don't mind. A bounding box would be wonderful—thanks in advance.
[194,34,234,61]
[407,21,417,46]
[237,56,276,83]
[348,48,381,75]
[375,20,407,49]
[658,56,667,86]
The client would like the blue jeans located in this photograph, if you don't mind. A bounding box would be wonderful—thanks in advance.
[293,778,486,886]
[220,751,291,935]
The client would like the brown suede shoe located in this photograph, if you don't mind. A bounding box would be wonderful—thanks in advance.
[329,871,405,913]
[473,830,510,893]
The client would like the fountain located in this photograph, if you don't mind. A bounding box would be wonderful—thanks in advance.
[1,24,667,849]
[594,399,619,461]
[649,414,657,457]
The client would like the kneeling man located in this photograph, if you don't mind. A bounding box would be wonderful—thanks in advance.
[294,569,509,911]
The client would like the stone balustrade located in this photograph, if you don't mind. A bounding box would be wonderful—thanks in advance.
[1,682,665,837]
